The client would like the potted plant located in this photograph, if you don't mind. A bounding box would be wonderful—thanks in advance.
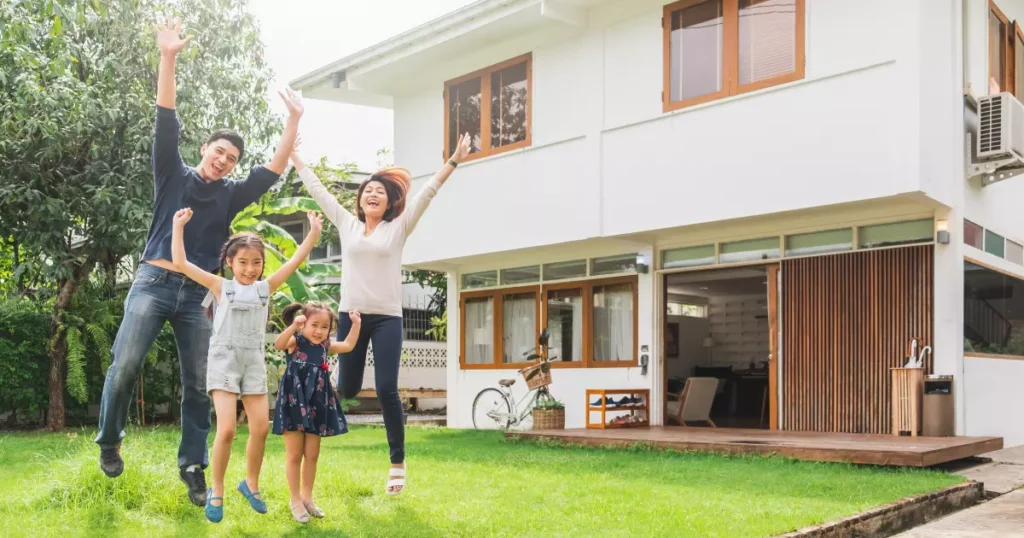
[533,396,565,430]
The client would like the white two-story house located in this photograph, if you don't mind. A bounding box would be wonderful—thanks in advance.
[293,0,1024,444]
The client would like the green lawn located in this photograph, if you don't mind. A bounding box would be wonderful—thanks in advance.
[0,425,961,537]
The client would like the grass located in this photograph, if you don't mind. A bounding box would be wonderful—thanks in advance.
[0,425,962,537]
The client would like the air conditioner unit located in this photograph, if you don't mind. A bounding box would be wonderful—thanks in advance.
[968,92,1024,186]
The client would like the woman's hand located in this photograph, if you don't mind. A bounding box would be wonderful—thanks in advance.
[450,133,472,164]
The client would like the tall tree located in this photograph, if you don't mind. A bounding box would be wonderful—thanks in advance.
[0,0,279,429]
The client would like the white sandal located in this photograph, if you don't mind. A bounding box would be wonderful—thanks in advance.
[386,466,406,496]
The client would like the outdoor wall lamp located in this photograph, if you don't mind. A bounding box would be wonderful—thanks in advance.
[936,219,950,244]
[636,253,649,274]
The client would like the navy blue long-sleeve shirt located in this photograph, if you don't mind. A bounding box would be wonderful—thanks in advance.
[140,106,279,272]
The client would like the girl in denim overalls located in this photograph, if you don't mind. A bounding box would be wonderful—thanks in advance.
[172,207,323,524]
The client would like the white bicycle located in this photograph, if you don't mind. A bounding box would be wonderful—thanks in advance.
[472,329,557,430]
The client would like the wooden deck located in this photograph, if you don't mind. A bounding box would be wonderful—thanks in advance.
[508,427,1003,467]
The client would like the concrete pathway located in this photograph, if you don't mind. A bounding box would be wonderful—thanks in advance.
[895,489,1024,537]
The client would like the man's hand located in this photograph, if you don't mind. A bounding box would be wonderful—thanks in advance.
[154,17,191,56]
[278,88,304,121]
[173,207,193,228]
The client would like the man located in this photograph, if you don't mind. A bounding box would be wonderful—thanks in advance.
[94,17,302,507]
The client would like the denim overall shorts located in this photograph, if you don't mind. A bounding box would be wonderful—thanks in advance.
[202,279,270,395]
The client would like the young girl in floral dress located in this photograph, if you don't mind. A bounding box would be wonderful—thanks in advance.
[273,302,361,523]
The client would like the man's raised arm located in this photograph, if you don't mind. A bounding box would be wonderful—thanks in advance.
[154,17,191,110]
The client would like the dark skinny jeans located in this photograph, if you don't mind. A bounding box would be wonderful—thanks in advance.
[337,313,405,464]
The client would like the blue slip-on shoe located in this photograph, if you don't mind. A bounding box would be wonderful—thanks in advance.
[205,489,224,523]
[237,479,268,514]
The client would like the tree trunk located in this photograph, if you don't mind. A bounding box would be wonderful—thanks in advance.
[46,259,95,431]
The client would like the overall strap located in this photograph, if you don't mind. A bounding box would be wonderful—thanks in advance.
[256,280,270,306]
[223,279,237,303]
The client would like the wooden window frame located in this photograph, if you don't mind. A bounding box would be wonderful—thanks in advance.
[990,0,1012,94]
[458,275,639,370]
[662,0,806,113]
[443,53,533,164]
[1013,21,1024,99]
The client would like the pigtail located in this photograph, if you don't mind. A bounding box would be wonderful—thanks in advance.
[281,303,304,328]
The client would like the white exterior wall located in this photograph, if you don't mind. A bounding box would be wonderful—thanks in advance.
[956,0,1024,445]
[381,0,1024,438]
[400,0,941,267]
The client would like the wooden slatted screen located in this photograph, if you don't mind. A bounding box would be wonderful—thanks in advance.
[781,245,933,434]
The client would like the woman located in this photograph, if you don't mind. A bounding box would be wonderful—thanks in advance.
[291,133,471,495]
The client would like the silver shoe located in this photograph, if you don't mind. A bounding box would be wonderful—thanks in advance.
[290,501,310,523]
[303,500,324,518]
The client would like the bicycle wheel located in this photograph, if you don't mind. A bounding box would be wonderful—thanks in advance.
[472,388,512,430]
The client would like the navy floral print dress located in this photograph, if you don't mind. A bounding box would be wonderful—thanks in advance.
[272,334,348,437]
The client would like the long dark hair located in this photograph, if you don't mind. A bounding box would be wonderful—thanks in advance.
[281,301,338,340]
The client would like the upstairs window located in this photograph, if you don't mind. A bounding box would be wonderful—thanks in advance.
[444,54,532,162]
[990,1,1011,94]
[662,0,805,112]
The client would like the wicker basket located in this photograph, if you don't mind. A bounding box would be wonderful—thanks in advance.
[533,408,565,430]
[520,361,552,390]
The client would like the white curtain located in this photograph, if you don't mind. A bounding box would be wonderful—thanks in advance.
[465,298,493,364]
[594,284,633,362]
[503,294,536,363]
[547,292,583,362]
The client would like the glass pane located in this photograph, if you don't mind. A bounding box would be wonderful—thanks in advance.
[592,283,634,362]
[857,219,933,249]
[964,220,984,249]
[990,11,1007,92]
[739,0,797,85]
[312,237,341,260]
[281,222,304,243]
[1007,240,1024,265]
[785,229,853,257]
[490,61,528,149]
[501,265,540,285]
[986,229,1006,258]
[662,244,715,269]
[464,297,494,364]
[669,0,723,102]
[590,253,637,275]
[719,237,780,263]
[543,259,587,280]
[503,292,536,363]
[462,270,497,289]
[964,262,1024,355]
[1017,34,1024,101]
[448,77,483,156]
[547,288,583,363]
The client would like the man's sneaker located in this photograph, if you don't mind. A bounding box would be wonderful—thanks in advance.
[179,466,208,507]
[99,444,124,478]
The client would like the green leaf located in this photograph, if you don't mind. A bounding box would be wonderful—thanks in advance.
[255,221,299,258]
[51,16,62,37]
[265,197,321,215]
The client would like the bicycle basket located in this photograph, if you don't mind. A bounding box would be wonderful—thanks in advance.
[520,361,552,390]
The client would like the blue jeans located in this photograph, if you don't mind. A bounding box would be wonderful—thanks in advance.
[95,263,213,469]
[337,313,405,464]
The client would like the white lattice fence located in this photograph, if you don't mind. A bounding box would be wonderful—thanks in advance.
[324,340,447,391]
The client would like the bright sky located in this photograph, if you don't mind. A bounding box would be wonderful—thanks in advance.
[248,0,476,172]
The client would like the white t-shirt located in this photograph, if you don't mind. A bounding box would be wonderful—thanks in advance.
[300,167,440,317]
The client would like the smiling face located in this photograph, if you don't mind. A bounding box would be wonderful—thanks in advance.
[227,246,264,285]
[359,180,389,220]
[198,139,240,181]
[301,309,334,345]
